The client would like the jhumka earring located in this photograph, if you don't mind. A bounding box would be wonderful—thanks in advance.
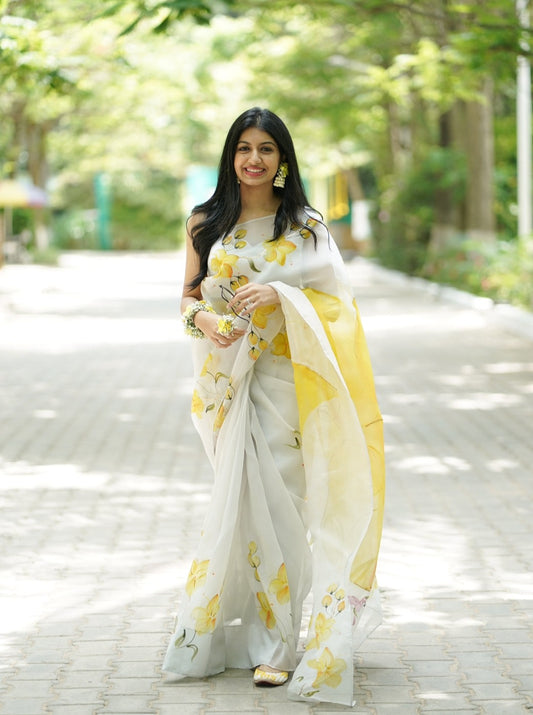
[273,162,289,189]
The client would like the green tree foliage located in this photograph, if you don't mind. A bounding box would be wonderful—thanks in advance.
[1,0,529,271]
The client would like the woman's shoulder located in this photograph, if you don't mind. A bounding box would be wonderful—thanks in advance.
[186,211,206,236]
[298,207,329,237]
[302,206,322,220]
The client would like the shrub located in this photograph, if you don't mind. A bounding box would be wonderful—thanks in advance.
[421,237,533,310]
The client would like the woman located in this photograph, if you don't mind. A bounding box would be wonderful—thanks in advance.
[163,107,385,707]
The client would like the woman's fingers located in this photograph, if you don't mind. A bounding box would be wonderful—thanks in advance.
[228,284,279,315]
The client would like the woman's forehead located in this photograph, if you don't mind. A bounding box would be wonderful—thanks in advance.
[237,127,277,146]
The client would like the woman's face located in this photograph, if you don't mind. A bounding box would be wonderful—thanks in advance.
[234,127,281,189]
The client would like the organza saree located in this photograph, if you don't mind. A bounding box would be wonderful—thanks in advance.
[163,213,385,706]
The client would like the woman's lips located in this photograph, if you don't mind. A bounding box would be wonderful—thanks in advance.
[244,168,266,176]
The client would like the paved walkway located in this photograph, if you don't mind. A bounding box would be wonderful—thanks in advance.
[0,251,532,715]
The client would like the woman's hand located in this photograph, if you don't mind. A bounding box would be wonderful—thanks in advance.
[194,310,246,349]
[227,283,280,317]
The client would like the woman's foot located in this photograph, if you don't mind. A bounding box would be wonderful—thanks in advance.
[253,664,289,687]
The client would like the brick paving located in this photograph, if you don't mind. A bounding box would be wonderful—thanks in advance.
[0,250,532,715]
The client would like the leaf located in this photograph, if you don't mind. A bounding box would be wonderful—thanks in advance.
[248,259,261,272]
[153,12,173,33]
[174,629,186,647]
[205,402,215,412]
[187,643,199,660]
[95,2,128,20]
[304,689,320,697]
[118,15,145,36]
[214,371,229,382]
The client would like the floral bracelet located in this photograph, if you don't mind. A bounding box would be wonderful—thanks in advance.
[182,300,215,338]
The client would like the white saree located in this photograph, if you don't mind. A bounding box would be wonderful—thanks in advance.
[163,213,385,706]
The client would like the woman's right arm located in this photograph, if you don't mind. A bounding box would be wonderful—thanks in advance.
[181,215,204,311]
[181,216,244,347]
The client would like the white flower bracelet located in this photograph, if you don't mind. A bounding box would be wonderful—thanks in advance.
[182,300,215,338]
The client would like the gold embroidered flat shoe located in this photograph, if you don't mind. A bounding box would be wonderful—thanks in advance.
[253,666,289,687]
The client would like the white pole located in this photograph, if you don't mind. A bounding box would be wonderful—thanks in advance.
[517,0,532,237]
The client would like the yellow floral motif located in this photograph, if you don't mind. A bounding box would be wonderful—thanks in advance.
[322,594,333,607]
[269,563,290,605]
[327,583,338,593]
[263,236,296,266]
[308,647,347,689]
[210,249,239,278]
[222,229,247,247]
[306,218,318,228]
[248,332,268,349]
[248,331,268,362]
[230,274,249,291]
[185,559,210,597]
[192,594,220,634]
[306,612,335,650]
[214,404,226,431]
[335,588,345,600]
[271,332,291,359]
[200,354,213,377]
[248,541,261,581]
[251,304,276,329]
[191,390,204,417]
[257,591,276,629]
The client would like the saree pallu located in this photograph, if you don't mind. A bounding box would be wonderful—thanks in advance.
[163,214,385,706]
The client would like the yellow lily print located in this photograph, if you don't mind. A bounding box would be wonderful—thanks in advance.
[271,331,291,359]
[269,563,290,605]
[185,559,210,597]
[200,354,213,377]
[213,404,226,431]
[248,541,261,582]
[257,591,276,629]
[251,304,276,329]
[263,236,296,266]
[191,390,204,417]
[305,612,335,650]
[307,647,346,689]
[192,594,220,635]
[210,249,239,278]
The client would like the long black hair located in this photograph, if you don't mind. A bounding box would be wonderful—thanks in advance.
[189,107,318,288]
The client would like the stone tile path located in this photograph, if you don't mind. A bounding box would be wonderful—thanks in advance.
[1,251,532,714]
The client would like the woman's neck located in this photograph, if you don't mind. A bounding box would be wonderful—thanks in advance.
[238,186,281,223]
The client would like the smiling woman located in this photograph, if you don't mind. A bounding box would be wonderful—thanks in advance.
[234,129,281,189]
[163,107,385,707]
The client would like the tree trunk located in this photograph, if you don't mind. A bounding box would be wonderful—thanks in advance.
[27,122,50,251]
[430,109,461,252]
[464,77,496,243]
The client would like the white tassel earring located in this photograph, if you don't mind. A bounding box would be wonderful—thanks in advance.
[273,162,289,189]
